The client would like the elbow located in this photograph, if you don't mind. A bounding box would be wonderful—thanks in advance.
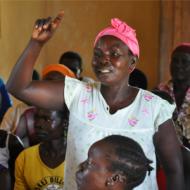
[6,81,24,98]
[6,82,12,93]
[6,82,16,96]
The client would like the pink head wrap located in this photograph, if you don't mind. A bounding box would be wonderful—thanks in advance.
[94,18,139,58]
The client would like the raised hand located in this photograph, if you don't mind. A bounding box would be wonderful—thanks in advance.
[32,11,64,44]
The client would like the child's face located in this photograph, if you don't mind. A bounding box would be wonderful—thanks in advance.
[76,141,114,190]
[34,108,63,142]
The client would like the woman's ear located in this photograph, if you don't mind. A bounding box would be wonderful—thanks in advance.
[128,56,137,73]
[105,173,127,187]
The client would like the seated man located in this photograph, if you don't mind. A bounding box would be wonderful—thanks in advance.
[76,135,153,190]
[14,108,68,190]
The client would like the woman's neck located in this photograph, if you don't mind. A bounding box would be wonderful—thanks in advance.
[100,83,139,114]
[101,82,130,103]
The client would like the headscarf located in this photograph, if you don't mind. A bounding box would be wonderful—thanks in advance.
[172,43,190,55]
[94,18,139,58]
[42,64,76,79]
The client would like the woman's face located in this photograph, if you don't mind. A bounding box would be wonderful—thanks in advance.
[92,35,133,86]
[76,141,114,190]
[170,52,190,83]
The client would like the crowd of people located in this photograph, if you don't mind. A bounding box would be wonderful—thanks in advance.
[0,11,190,190]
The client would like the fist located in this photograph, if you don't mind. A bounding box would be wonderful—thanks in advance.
[32,11,64,44]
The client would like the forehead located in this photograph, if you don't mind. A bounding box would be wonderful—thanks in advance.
[95,35,129,51]
[89,141,115,161]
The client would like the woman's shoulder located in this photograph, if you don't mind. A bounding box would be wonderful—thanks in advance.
[138,89,162,102]
[138,88,175,108]
[65,76,99,90]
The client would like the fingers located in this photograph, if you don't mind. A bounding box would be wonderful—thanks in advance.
[32,11,64,39]
[51,11,64,30]
[34,17,52,32]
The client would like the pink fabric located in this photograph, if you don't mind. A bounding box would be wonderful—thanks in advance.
[94,18,139,58]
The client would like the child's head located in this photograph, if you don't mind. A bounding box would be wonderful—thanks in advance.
[59,51,83,79]
[34,108,68,143]
[76,135,153,190]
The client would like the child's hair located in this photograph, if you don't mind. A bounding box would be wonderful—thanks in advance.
[102,135,153,189]
[59,51,82,68]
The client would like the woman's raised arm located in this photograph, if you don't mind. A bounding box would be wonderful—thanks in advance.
[7,11,65,110]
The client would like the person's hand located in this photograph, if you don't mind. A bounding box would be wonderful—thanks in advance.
[32,11,64,44]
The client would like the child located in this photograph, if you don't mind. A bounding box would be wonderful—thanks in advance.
[14,108,67,190]
[76,135,153,190]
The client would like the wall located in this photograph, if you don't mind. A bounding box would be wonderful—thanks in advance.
[0,1,160,94]
[159,0,190,82]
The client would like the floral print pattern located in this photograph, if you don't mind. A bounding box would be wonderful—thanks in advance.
[158,80,190,144]
[128,116,138,127]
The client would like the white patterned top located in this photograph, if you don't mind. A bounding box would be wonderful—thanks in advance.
[63,77,175,190]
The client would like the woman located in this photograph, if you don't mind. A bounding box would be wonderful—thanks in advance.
[158,43,190,149]
[6,12,184,189]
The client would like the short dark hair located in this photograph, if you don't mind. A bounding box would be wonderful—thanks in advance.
[129,69,148,89]
[102,135,153,189]
[32,70,40,80]
[59,51,82,68]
